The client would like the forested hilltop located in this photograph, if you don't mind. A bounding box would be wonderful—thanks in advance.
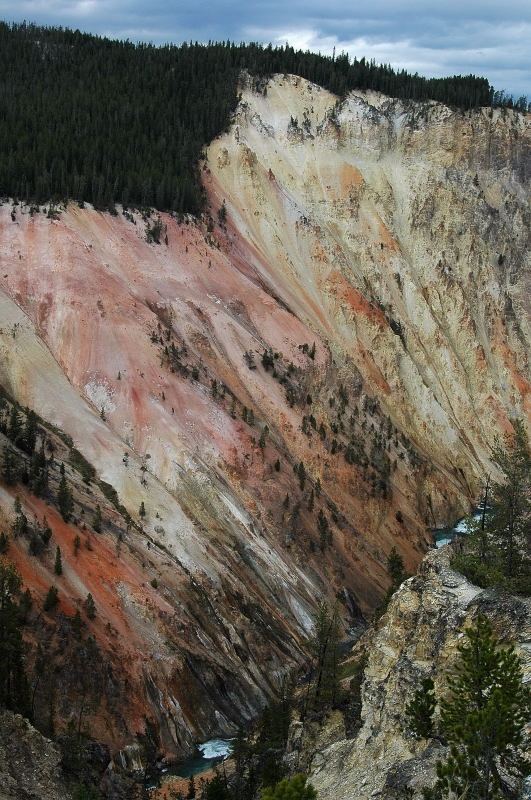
[0,22,528,213]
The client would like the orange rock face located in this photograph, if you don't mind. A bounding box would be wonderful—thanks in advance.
[0,75,528,760]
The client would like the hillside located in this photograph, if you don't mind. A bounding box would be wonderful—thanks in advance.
[0,74,529,763]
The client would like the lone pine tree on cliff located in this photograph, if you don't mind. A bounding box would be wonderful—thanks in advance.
[307,600,340,712]
[54,545,62,576]
[421,615,530,800]
[489,419,530,581]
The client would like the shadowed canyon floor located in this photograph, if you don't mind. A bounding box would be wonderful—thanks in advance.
[0,75,529,761]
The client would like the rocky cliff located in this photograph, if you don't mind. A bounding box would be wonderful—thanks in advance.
[0,711,73,800]
[0,74,529,758]
[300,546,531,799]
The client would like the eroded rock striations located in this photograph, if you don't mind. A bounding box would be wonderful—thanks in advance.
[0,75,529,759]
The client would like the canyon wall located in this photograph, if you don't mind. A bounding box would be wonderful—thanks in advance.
[0,75,529,758]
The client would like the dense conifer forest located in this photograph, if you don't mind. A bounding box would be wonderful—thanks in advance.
[0,22,528,213]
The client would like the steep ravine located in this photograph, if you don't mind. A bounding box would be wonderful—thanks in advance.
[0,74,529,760]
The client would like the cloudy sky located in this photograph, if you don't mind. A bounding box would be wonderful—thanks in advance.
[0,0,529,96]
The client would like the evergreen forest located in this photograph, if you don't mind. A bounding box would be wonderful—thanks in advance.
[0,21,528,214]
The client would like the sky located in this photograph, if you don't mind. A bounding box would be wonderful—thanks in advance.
[0,0,529,97]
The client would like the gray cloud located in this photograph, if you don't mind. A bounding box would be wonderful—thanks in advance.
[0,0,529,96]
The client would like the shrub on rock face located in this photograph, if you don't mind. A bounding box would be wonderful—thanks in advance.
[405,677,436,739]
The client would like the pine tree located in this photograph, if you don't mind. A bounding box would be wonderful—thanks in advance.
[308,601,340,712]
[231,727,255,800]
[73,534,81,556]
[19,587,32,619]
[41,518,52,545]
[405,677,436,739]
[84,593,96,620]
[1,447,18,485]
[387,546,406,589]
[7,406,22,445]
[217,201,227,225]
[72,609,83,638]
[12,507,28,538]
[29,443,48,496]
[0,559,29,714]
[256,675,294,783]
[57,473,73,521]
[187,775,196,799]
[317,509,331,551]
[54,546,62,576]
[297,462,306,490]
[428,615,530,800]
[92,504,102,533]
[139,501,146,519]
[0,532,9,554]
[489,419,530,580]
[452,419,530,592]
[44,585,59,612]
[22,410,38,454]
[29,531,44,557]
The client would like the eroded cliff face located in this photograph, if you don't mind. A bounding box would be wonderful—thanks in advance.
[0,75,529,759]
[0,711,73,800]
[207,74,530,495]
[302,547,531,799]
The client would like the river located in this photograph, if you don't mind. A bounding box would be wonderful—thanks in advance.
[433,506,484,547]
[147,738,233,789]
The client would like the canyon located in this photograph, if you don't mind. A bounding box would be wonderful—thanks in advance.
[0,74,529,762]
